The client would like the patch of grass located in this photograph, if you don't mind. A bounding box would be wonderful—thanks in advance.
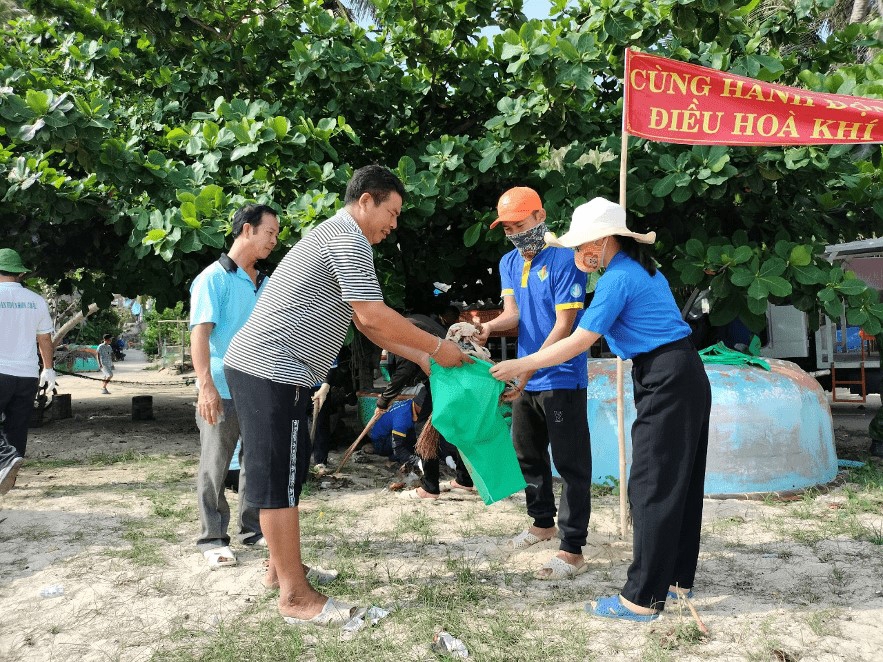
[20,525,54,542]
[862,522,883,545]
[846,461,883,490]
[838,486,883,515]
[144,467,193,485]
[25,458,82,469]
[108,538,165,567]
[154,615,305,662]
[806,608,842,637]
[393,510,435,543]
[104,517,168,567]
[643,620,709,662]
[443,557,495,604]
[87,450,144,466]
[705,515,748,536]
[145,490,193,523]
[327,536,374,560]
[790,489,821,520]
[40,484,94,498]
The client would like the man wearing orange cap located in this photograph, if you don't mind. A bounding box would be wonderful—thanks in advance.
[473,187,592,580]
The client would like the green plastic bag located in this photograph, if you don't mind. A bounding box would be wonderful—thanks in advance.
[428,358,527,505]
[698,340,771,371]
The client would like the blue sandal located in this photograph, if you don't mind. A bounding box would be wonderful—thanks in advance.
[667,589,693,601]
[587,595,659,622]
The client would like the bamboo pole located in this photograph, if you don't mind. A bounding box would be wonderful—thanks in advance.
[617,69,631,539]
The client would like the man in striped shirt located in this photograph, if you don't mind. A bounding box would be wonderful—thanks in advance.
[224,165,471,626]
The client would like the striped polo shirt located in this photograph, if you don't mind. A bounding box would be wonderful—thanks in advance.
[224,209,383,386]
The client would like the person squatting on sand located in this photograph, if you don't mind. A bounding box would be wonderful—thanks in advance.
[490,197,711,622]
[223,165,472,626]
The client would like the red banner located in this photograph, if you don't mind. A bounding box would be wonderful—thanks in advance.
[625,49,883,146]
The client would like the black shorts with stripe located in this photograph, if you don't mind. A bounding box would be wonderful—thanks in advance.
[225,367,312,509]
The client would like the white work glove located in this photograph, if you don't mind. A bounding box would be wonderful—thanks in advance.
[39,368,57,392]
[312,382,330,411]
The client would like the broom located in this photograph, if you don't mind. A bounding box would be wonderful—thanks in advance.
[333,409,383,475]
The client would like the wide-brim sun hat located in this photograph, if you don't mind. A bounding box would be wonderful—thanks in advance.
[545,197,656,248]
[0,248,30,273]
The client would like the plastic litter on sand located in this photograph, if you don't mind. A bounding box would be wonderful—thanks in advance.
[40,585,64,598]
[340,606,391,639]
[432,631,469,658]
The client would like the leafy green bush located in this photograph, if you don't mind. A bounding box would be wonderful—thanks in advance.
[141,302,187,357]
[69,307,124,346]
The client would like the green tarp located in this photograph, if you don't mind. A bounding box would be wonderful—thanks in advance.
[428,358,527,505]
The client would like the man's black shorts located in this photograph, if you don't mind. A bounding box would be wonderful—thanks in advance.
[224,367,311,509]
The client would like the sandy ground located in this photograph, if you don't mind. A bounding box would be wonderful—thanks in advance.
[0,354,881,661]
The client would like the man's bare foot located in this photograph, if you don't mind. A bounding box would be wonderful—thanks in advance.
[534,550,587,579]
[509,525,557,550]
[397,487,439,500]
[263,562,313,590]
[278,588,329,620]
[528,525,556,540]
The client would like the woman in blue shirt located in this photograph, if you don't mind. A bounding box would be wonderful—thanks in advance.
[491,197,711,623]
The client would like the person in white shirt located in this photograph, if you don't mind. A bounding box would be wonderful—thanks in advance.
[0,248,55,495]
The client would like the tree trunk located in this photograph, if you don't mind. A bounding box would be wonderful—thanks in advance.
[850,0,868,23]
[51,303,99,347]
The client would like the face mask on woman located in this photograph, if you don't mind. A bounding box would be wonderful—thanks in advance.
[575,237,609,274]
[507,222,548,258]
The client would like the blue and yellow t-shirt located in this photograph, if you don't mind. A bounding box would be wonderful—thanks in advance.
[369,399,415,455]
[578,252,690,359]
[500,246,588,391]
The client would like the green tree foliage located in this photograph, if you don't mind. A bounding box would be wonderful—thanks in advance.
[70,305,123,344]
[140,301,186,356]
[3,0,883,331]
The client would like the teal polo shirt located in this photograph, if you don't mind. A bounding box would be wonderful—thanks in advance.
[189,255,267,399]
[578,252,690,359]
[500,245,588,390]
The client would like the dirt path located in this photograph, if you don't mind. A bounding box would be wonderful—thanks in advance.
[1,359,881,661]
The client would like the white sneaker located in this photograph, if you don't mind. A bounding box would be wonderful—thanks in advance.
[101,388,110,394]
[0,457,23,495]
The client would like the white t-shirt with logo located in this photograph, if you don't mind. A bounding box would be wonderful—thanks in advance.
[0,282,54,378]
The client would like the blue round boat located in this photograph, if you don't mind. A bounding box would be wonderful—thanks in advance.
[585,358,838,497]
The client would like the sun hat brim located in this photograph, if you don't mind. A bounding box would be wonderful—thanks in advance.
[545,227,656,248]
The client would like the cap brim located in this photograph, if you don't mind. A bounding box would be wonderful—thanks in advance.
[489,218,504,229]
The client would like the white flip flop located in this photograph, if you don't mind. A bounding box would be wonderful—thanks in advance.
[508,528,556,550]
[534,555,588,580]
[283,597,357,627]
[203,545,237,569]
[306,566,339,586]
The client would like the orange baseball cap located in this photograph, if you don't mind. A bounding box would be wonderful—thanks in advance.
[490,187,543,228]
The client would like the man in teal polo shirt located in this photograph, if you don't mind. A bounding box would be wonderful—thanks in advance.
[474,187,592,580]
[190,204,279,568]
